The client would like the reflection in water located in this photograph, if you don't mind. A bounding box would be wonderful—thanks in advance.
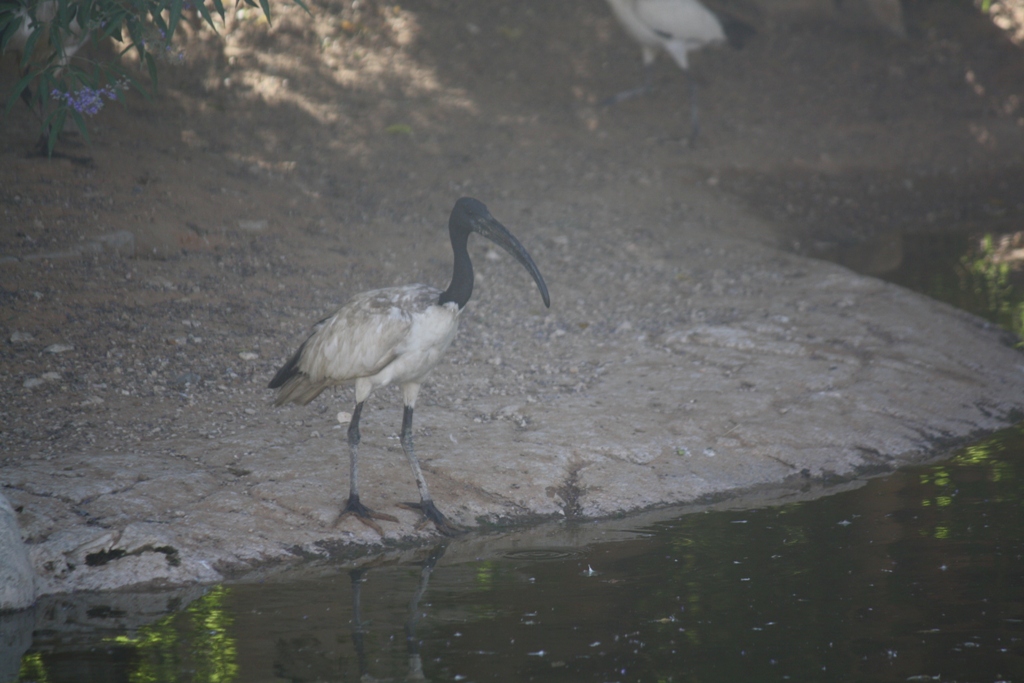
[812,232,905,277]
[833,227,1024,343]
[100,585,239,682]
[7,424,1023,682]
[956,232,1024,341]
[350,543,447,682]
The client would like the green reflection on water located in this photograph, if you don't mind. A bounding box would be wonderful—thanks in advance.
[960,234,1024,342]
[19,586,238,683]
[110,586,238,683]
[121,586,236,683]
[16,653,48,683]
[15,426,1024,683]
[914,423,1023,543]
[883,230,1024,344]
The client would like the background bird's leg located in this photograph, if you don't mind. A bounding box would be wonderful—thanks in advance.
[632,60,657,98]
[337,401,398,534]
[398,405,461,536]
[602,61,654,106]
[686,73,701,148]
[643,60,655,94]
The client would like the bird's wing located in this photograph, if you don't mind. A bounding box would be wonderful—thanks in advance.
[298,285,440,383]
[633,0,725,45]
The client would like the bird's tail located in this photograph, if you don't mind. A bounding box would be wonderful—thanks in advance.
[269,341,330,406]
[720,15,756,49]
[268,343,304,389]
[271,375,330,406]
[704,0,760,49]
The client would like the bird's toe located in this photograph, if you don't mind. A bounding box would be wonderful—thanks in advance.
[400,500,464,537]
[336,495,400,536]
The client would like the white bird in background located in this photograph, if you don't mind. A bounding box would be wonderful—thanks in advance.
[603,0,756,145]
[269,198,550,536]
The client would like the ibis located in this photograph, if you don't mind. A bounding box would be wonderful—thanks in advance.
[603,0,755,144]
[269,198,550,535]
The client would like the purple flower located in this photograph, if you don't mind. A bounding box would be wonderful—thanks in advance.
[50,84,119,117]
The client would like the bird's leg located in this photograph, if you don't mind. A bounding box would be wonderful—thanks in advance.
[347,401,363,501]
[643,60,655,95]
[397,406,463,536]
[686,72,701,148]
[602,62,654,106]
[337,401,398,535]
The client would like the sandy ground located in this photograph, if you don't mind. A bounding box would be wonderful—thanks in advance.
[2,0,1024,593]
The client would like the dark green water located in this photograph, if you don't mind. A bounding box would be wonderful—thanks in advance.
[9,423,1024,682]
[880,229,1024,343]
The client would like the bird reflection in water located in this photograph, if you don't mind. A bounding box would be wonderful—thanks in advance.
[349,543,448,682]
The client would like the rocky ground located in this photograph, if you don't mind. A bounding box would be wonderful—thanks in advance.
[1,0,1023,595]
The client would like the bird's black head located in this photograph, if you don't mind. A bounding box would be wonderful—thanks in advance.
[450,197,491,224]
[444,197,550,309]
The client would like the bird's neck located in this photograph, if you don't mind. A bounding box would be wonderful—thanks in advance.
[438,231,473,309]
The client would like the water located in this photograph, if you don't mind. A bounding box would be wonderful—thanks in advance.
[8,226,1024,683]
[7,423,1023,682]
[879,229,1024,342]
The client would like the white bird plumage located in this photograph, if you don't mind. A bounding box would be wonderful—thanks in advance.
[605,0,727,71]
[603,0,755,143]
[272,285,459,409]
[270,197,550,536]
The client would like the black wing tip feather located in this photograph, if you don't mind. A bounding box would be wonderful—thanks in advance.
[268,344,304,389]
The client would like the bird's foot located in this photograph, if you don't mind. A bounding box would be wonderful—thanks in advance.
[600,85,652,107]
[400,500,464,537]
[336,495,399,536]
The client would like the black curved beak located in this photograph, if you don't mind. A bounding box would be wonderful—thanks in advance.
[471,212,551,308]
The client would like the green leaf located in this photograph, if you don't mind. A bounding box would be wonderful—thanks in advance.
[69,107,91,144]
[20,25,44,69]
[167,0,182,40]
[4,71,36,116]
[49,20,66,61]
[194,0,218,32]
[76,1,91,30]
[151,10,168,34]
[57,0,72,30]
[0,11,24,52]
[143,50,158,88]
[258,0,272,24]
[101,9,128,41]
[46,108,67,156]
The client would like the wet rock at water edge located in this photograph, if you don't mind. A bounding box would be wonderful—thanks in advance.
[0,493,36,611]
